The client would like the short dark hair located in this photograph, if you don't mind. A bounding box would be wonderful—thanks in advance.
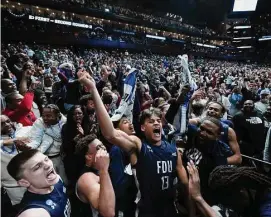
[139,108,162,125]
[206,101,226,114]
[5,92,19,105]
[79,94,93,107]
[200,116,223,133]
[43,104,61,117]
[7,149,40,181]
[75,134,97,157]
[112,115,128,128]
[1,79,13,91]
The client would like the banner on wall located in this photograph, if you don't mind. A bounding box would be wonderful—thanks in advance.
[28,15,92,29]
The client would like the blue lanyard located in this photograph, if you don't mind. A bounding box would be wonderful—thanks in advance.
[1,144,16,154]
[1,133,17,154]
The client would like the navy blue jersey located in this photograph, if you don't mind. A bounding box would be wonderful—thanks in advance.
[18,178,71,217]
[109,145,137,216]
[109,145,133,198]
[136,140,178,214]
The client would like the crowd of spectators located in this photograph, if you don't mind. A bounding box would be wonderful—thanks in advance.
[40,0,218,36]
[3,6,240,59]
[1,41,271,217]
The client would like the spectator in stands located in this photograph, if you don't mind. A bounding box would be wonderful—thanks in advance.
[79,94,99,135]
[3,88,37,126]
[1,79,17,110]
[232,100,265,158]
[1,115,30,207]
[229,86,243,116]
[61,105,91,186]
[255,89,270,114]
[27,104,68,184]
[263,105,271,136]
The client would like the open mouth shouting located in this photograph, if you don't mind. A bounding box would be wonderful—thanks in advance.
[153,128,161,137]
[46,167,57,182]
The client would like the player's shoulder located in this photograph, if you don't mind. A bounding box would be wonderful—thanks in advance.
[18,208,50,217]
[78,171,99,187]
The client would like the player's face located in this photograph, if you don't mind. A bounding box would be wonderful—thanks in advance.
[118,118,135,135]
[20,153,59,189]
[141,115,162,143]
[206,103,223,118]
[87,139,107,166]
[198,120,220,143]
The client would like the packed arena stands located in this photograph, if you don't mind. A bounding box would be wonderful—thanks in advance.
[1,1,271,217]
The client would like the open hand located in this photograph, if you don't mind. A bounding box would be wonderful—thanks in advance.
[187,161,202,201]
[77,124,84,136]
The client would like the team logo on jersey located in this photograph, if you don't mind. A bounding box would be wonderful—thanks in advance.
[172,152,177,156]
[63,186,66,193]
[46,199,57,209]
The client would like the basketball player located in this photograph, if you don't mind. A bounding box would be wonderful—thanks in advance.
[7,149,71,217]
[189,101,242,165]
[75,134,115,217]
[78,70,191,217]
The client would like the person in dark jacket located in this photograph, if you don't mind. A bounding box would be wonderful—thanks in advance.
[232,100,265,158]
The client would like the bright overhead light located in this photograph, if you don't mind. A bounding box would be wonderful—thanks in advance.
[146,34,165,40]
[36,6,39,9]
[18,2,20,5]
[233,25,251,29]
[237,46,252,49]
[233,37,253,40]
[259,37,271,41]
[46,8,49,11]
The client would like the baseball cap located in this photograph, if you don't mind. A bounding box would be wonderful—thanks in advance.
[260,89,270,95]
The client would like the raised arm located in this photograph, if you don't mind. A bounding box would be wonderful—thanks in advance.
[77,70,141,153]
[27,119,44,150]
[176,151,194,217]
[187,161,219,217]
[227,128,242,165]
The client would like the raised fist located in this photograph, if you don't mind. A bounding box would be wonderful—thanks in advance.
[95,149,109,172]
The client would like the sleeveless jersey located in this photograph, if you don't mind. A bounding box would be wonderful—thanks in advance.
[136,140,178,216]
[18,178,71,217]
[75,166,101,217]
